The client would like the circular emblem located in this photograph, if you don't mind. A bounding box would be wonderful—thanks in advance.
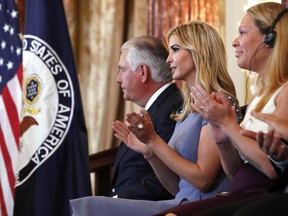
[16,35,74,186]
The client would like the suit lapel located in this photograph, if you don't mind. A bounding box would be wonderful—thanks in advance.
[148,83,177,118]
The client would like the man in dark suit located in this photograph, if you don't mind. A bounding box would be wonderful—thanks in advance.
[111,36,183,200]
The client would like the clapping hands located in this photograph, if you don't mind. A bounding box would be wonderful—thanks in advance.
[125,109,158,144]
[112,109,157,160]
[190,85,235,128]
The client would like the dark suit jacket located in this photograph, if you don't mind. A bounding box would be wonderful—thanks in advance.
[111,83,183,200]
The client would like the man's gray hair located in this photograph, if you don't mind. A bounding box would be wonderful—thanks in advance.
[121,36,172,83]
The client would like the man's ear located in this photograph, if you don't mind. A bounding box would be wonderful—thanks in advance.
[139,64,150,83]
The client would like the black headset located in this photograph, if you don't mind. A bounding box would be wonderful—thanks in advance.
[263,8,288,48]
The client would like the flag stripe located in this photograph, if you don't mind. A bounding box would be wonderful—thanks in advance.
[0,127,15,194]
[0,183,8,216]
[2,81,20,150]
[0,71,21,216]
[8,65,23,127]
[0,76,21,173]
[0,130,14,216]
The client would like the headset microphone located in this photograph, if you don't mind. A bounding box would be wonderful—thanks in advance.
[263,8,288,48]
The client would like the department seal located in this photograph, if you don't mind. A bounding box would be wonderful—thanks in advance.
[16,35,74,186]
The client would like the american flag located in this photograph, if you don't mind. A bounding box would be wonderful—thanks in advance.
[0,0,22,215]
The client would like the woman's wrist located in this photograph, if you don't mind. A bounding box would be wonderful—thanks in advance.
[221,118,238,134]
[146,134,159,147]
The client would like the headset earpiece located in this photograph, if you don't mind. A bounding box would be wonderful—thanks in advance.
[263,30,276,47]
[263,8,288,48]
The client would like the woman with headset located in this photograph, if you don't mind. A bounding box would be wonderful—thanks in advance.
[190,1,288,194]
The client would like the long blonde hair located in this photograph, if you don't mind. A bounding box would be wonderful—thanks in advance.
[166,20,237,121]
[247,2,288,111]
